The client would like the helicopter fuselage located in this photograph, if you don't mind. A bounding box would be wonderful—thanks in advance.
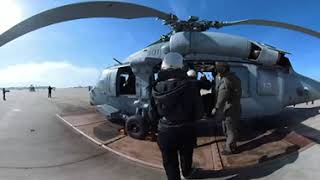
[89,31,320,121]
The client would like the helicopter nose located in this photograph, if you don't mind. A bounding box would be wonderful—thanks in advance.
[299,75,320,100]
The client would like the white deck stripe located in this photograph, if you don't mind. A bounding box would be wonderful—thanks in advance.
[56,114,163,170]
[56,114,103,146]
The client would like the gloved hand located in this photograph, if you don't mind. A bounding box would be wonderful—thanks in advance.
[211,108,224,120]
[211,108,217,116]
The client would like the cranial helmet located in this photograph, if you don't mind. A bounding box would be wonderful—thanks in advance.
[161,52,184,70]
[187,69,197,77]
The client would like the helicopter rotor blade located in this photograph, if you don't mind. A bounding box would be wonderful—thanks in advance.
[0,1,175,47]
[212,19,320,38]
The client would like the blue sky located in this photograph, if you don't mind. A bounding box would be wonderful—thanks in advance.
[0,0,319,87]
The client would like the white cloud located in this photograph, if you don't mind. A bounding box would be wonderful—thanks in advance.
[0,61,100,88]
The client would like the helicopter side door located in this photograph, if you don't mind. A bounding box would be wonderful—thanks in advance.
[104,66,137,115]
[97,66,137,97]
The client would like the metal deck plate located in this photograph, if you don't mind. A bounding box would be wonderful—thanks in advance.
[58,106,319,172]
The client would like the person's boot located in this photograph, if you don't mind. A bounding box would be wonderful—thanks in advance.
[221,148,235,155]
[221,143,238,155]
[230,142,238,154]
[181,168,200,179]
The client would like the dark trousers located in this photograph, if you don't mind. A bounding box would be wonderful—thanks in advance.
[202,93,214,116]
[157,126,196,180]
[48,92,51,98]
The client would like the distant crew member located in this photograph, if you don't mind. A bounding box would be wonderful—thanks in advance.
[48,86,53,98]
[212,61,242,155]
[152,53,203,180]
[2,88,7,101]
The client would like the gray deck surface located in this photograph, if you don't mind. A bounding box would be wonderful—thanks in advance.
[0,88,319,180]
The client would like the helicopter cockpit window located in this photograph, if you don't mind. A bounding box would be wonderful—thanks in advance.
[118,67,136,95]
[95,70,108,91]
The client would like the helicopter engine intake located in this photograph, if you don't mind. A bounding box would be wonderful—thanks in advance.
[251,45,280,66]
[169,32,283,67]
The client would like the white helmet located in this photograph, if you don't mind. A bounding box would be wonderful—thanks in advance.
[161,52,184,70]
[187,69,197,77]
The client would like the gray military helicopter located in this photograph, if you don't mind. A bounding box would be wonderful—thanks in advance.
[0,1,319,139]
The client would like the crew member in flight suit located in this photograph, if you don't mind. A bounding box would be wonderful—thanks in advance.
[152,53,203,180]
[212,61,242,155]
[2,88,7,101]
[48,86,53,98]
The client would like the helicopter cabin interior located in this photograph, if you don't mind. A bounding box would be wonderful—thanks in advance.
[184,61,250,97]
[117,66,136,95]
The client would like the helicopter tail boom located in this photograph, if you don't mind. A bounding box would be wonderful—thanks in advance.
[298,74,320,101]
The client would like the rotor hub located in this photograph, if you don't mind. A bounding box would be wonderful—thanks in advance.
[163,16,214,32]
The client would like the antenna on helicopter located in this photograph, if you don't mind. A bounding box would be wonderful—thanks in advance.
[113,58,122,65]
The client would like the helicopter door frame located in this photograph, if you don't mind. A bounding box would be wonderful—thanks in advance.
[103,68,118,97]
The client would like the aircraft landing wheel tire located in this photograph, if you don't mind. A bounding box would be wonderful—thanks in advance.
[125,115,148,140]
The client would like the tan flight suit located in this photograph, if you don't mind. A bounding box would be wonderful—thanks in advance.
[215,72,242,152]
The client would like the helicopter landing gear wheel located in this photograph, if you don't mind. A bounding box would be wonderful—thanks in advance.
[125,115,148,140]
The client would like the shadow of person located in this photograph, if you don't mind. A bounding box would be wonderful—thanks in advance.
[189,105,319,179]
[194,117,290,151]
[236,129,289,153]
[234,106,320,153]
[188,146,299,179]
[195,119,223,137]
[254,106,320,130]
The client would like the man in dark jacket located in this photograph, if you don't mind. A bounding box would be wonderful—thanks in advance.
[187,69,213,117]
[152,52,203,180]
[212,61,242,155]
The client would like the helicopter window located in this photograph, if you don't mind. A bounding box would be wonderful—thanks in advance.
[199,72,213,81]
[99,69,108,80]
[95,69,109,91]
[95,80,104,91]
[118,67,136,95]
